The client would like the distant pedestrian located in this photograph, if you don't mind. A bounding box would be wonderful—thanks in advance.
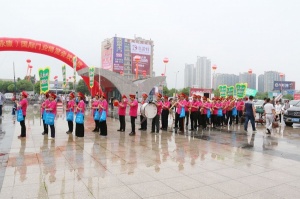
[264,98,276,134]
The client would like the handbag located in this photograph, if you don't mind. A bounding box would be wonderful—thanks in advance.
[232,107,237,116]
[75,112,84,124]
[66,109,74,121]
[217,109,223,117]
[272,121,279,128]
[100,110,107,122]
[17,109,24,122]
[45,112,55,125]
[207,109,211,118]
[179,107,185,118]
[94,110,100,121]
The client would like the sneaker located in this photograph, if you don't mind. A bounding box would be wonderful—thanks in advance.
[42,132,48,135]
[129,132,135,136]
[253,129,257,132]
[266,129,271,134]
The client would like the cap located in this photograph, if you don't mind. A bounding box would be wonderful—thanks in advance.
[129,94,135,98]
[21,91,28,98]
[77,92,85,99]
[192,94,197,98]
[163,95,168,100]
[45,92,50,98]
[179,93,185,98]
[69,92,75,98]
[101,93,106,98]
[142,93,148,98]
[50,93,57,99]
[156,93,162,98]
[94,92,100,97]
[122,94,127,99]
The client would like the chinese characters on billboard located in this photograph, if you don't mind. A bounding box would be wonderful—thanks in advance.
[131,42,151,75]
[101,39,112,70]
[273,81,295,90]
[113,37,125,72]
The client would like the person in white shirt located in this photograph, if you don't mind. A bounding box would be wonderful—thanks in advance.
[263,98,276,134]
[274,101,282,123]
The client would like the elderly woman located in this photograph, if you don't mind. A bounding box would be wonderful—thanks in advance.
[66,92,76,134]
[17,91,28,138]
[45,93,57,140]
[75,92,86,138]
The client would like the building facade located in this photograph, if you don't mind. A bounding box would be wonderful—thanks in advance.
[184,64,195,88]
[215,73,239,89]
[195,56,211,89]
[239,72,256,89]
[263,71,285,92]
[101,36,154,80]
[258,74,264,92]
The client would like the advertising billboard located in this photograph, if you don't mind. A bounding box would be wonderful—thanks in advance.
[113,37,125,72]
[131,42,151,75]
[101,39,113,70]
[273,81,295,90]
[190,88,212,94]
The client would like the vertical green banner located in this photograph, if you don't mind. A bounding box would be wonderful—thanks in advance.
[62,65,66,90]
[38,67,50,94]
[218,85,227,97]
[236,83,247,98]
[73,56,77,83]
[89,66,95,88]
[227,86,234,96]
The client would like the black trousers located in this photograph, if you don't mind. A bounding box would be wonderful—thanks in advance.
[151,114,160,132]
[99,120,107,136]
[185,111,190,126]
[131,116,136,133]
[43,119,49,134]
[161,109,169,129]
[197,111,202,126]
[94,120,99,131]
[190,112,197,130]
[75,123,84,137]
[140,115,147,129]
[119,115,125,130]
[20,115,26,137]
[179,115,184,132]
[212,114,218,127]
[226,111,233,125]
[201,114,207,128]
[68,121,73,132]
[49,124,55,138]
[175,112,179,128]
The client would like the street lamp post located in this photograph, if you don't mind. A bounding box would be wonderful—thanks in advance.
[248,69,252,89]
[279,73,284,94]
[175,71,179,97]
[134,55,141,80]
[26,59,31,81]
[163,57,169,76]
[212,65,217,90]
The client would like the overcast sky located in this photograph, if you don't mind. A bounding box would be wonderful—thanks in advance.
[0,0,299,90]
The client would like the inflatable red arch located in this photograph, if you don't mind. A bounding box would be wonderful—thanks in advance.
[0,37,99,96]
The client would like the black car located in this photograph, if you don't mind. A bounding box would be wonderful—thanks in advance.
[283,103,300,126]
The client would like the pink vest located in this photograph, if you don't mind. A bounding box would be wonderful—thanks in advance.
[67,99,75,112]
[176,100,187,114]
[129,99,138,117]
[77,100,85,113]
[156,101,163,115]
[48,100,57,115]
[19,98,28,116]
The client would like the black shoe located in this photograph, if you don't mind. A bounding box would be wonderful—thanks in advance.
[138,128,143,130]
[42,132,48,135]
[151,131,155,133]
[121,129,125,132]
[189,129,194,131]
[92,129,97,132]
[129,132,135,136]
[266,129,271,134]
[156,131,159,133]
[117,129,121,131]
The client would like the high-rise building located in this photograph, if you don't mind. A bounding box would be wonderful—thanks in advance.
[101,36,154,80]
[215,73,239,88]
[195,56,211,88]
[258,74,264,92]
[263,71,285,92]
[239,72,256,89]
[184,64,194,88]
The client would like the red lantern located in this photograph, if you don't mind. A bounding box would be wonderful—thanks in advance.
[212,64,217,71]
[120,71,124,76]
[248,69,253,74]
[279,73,284,78]
[161,73,165,76]
[142,70,146,78]
[163,57,169,64]
[54,75,58,79]
[28,65,33,69]
[134,55,141,62]
[26,59,31,64]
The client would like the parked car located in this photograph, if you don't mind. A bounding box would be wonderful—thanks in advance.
[283,103,300,126]
[289,100,300,107]
[254,100,264,114]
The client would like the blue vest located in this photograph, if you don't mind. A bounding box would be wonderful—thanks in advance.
[245,101,254,116]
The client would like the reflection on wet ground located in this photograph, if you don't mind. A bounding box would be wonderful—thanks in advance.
[0,105,300,199]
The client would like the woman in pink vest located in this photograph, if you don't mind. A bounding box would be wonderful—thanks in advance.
[17,91,28,138]
[41,92,50,135]
[128,94,138,136]
[98,93,108,136]
[75,92,85,137]
[45,93,57,140]
[117,95,128,132]
[91,93,100,132]
[66,92,76,134]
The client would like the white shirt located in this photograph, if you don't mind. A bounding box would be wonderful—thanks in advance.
[264,103,275,114]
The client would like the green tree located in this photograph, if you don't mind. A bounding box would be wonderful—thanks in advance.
[283,94,293,100]
[76,79,90,95]
[255,92,268,100]
[68,82,74,90]
[7,84,16,92]
[17,80,34,91]
[0,80,13,93]
[213,89,220,97]
[34,81,40,94]
[179,87,190,96]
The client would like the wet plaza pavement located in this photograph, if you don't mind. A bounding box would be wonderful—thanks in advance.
[0,105,300,199]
